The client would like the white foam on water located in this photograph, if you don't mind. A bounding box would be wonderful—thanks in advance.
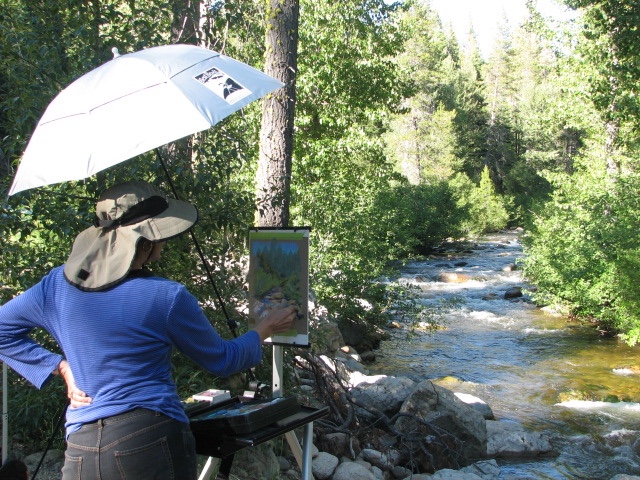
[556,400,640,413]
[522,327,562,334]
[606,428,639,438]
[468,310,498,321]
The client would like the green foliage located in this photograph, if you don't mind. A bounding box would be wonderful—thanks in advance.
[474,166,511,231]
[477,7,594,222]
[291,0,412,328]
[6,370,68,450]
[522,166,640,344]
[376,180,469,255]
[296,0,408,138]
[449,167,510,235]
[291,135,398,322]
[386,1,483,184]
[0,0,425,452]
[564,0,640,134]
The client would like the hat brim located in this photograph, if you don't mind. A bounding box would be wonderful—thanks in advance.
[64,198,197,291]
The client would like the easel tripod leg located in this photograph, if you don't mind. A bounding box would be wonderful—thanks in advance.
[198,457,220,480]
[301,421,314,480]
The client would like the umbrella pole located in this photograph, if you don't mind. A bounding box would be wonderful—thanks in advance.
[155,150,260,387]
[155,149,240,337]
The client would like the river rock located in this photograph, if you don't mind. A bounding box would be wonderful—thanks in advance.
[312,318,345,356]
[316,355,377,386]
[486,420,553,457]
[394,380,487,471]
[319,432,361,459]
[503,287,522,299]
[454,392,495,420]
[337,318,388,352]
[369,464,384,480]
[332,461,377,480]
[481,293,500,300]
[229,442,279,479]
[351,376,417,418]
[277,455,291,471]
[335,355,370,374]
[23,449,64,480]
[312,451,339,479]
[500,476,537,480]
[437,272,471,283]
[610,475,640,480]
[460,459,501,479]
[392,465,412,478]
[398,460,500,480]
[361,448,395,470]
[424,469,483,479]
[360,350,376,363]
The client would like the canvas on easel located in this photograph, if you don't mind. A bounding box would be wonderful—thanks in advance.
[247,227,310,346]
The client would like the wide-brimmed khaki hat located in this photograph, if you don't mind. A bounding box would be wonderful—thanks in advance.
[64,181,198,291]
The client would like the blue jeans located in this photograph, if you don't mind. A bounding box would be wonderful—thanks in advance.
[62,409,197,480]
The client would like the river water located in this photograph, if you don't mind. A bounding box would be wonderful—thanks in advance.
[370,230,640,479]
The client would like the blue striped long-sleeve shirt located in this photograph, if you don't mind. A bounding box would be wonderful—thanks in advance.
[0,266,262,435]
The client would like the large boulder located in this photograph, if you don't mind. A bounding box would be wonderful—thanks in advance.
[394,380,487,472]
[486,420,553,457]
[454,392,495,420]
[350,376,417,419]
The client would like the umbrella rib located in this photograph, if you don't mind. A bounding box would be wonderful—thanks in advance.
[38,83,170,127]
[167,52,221,79]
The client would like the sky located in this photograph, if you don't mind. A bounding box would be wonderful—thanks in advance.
[428,0,576,58]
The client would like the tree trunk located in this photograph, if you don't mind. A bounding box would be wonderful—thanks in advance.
[603,42,620,176]
[605,117,620,175]
[256,0,299,227]
[167,0,200,179]
[171,0,199,45]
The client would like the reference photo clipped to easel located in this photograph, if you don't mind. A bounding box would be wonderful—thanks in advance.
[188,227,327,480]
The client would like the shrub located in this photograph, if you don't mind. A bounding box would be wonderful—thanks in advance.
[377,181,468,255]
[449,167,510,235]
[522,168,640,345]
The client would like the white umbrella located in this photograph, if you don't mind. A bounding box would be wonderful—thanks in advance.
[9,44,284,195]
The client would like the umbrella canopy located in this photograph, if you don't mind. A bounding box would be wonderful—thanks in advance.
[9,44,284,196]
